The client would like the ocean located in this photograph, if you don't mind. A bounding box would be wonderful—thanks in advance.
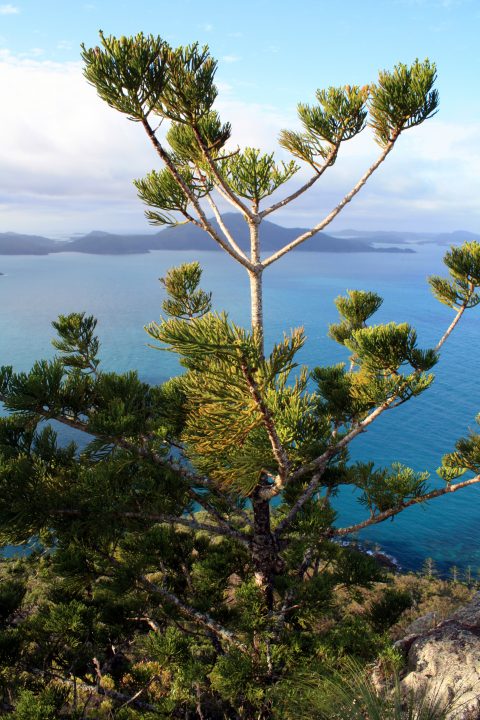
[1,244,479,575]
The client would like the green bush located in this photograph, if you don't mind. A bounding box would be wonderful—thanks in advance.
[367,588,413,632]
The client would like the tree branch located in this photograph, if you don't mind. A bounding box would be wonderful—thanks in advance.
[276,332,473,534]
[434,297,470,352]
[275,467,329,538]
[330,474,480,537]
[261,139,396,268]
[259,145,339,219]
[193,486,253,527]
[240,360,290,490]
[272,540,320,637]
[192,125,255,221]
[118,675,160,711]
[93,546,248,651]
[137,573,248,652]
[274,393,410,536]
[6,394,258,544]
[32,668,159,712]
[0,391,253,540]
[129,615,161,632]
[140,117,254,270]
[274,290,475,532]
[184,492,252,546]
[51,507,249,545]
[179,209,205,230]
[203,183,249,261]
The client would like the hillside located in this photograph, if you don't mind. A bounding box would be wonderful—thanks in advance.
[332,228,480,245]
[144,214,413,254]
[3,214,477,255]
[0,232,61,255]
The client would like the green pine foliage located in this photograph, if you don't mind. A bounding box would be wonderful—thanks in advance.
[429,241,480,309]
[279,84,369,167]
[1,32,479,718]
[1,250,480,716]
[219,148,299,203]
[369,59,439,145]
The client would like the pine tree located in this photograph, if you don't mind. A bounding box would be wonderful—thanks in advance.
[422,557,438,580]
[1,33,480,718]
[465,565,473,586]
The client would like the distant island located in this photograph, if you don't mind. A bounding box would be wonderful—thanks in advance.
[0,213,478,256]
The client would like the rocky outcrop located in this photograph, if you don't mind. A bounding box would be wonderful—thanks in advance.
[396,592,480,719]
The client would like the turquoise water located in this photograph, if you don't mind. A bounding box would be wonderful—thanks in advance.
[1,246,479,574]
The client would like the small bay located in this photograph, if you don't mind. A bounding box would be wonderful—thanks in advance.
[1,245,479,574]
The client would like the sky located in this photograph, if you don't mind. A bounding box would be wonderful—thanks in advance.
[0,0,479,236]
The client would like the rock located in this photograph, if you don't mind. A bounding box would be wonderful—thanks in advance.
[449,592,480,626]
[370,549,400,572]
[402,611,439,637]
[397,592,480,719]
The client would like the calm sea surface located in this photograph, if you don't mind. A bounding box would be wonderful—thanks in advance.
[1,245,479,574]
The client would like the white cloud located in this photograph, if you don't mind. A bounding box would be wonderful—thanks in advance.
[222,55,241,64]
[216,80,233,94]
[57,40,72,51]
[216,98,294,151]
[287,121,480,232]
[0,53,479,235]
[0,54,154,233]
[0,4,19,14]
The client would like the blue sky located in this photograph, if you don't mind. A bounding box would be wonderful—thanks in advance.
[0,0,479,235]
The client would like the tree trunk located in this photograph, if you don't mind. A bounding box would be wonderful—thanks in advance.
[251,486,276,611]
[249,268,264,349]
[248,212,264,352]
[248,217,278,611]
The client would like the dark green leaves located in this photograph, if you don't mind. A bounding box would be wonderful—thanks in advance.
[159,43,218,123]
[81,32,168,120]
[82,34,218,124]
[146,272,319,494]
[312,364,364,424]
[369,59,439,146]
[1,313,106,422]
[52,313,100,373]
[353,461,430,514]
[134,168,196,226]
[0,365,13,397]
[167,111,231,163]
[2,360,66,417]
[160,262,212,319]
[280,85,368,166]
[281,60,438,163]
[329,290,383,347]
[439,414,480,480]
[87,371,154,438]
[220,148,298,202]
[429,241,480,309]
[345,323,437,374]
[327,297,437,413]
